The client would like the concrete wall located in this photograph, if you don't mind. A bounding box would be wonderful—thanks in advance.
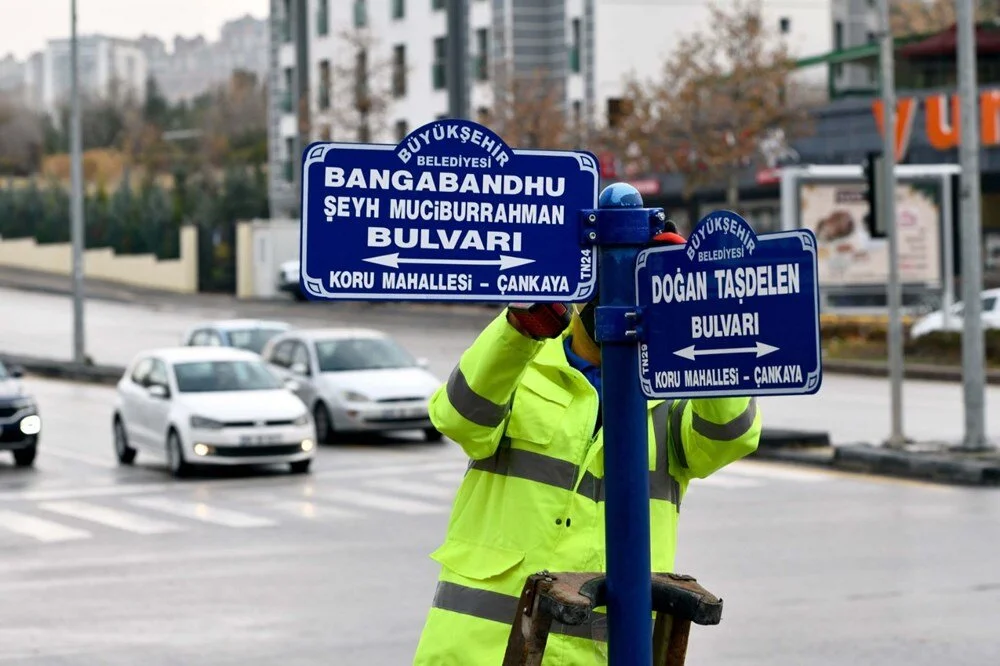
[236,218,300,299]
[0,225,198,293]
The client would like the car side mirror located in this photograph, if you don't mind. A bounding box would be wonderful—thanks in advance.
[290,362,310,376]
[9,365,24,378]
[148,384,170,399]
[416,357,430,368]
[284,378,301,392]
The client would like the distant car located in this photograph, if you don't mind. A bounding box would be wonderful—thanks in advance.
[113,347,315,478]
[0,360,40,468]
[182,319,292,355]
[909,288,1000,339]
[261,329,442,443]
[277,259,305,301]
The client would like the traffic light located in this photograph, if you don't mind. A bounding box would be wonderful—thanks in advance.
[862,151,886,239]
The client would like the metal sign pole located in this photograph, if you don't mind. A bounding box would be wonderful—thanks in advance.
[957,0,989,450]
[595,183,655,665]
[876,0,906,448]
[69,0,86,365]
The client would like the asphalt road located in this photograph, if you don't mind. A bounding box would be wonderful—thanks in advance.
[1,377,998,665]
[3,286,1000,447]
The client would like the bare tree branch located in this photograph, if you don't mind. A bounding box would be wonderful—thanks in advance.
[318,27,395,142]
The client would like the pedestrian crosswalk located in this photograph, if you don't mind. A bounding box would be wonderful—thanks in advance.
[0,459,830,547]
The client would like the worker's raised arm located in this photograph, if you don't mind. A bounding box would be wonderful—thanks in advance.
[429,304,571,460]
[667,397,762,482]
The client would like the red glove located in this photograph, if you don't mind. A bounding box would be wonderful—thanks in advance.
[506,302,573,340]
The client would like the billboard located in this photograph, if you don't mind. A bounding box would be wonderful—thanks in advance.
[797,180,943,288]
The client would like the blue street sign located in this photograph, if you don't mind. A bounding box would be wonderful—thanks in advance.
[299,119,599,302]
[635,211,822,399]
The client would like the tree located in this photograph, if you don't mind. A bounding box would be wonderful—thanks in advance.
[199,70,268,167]
[322,28,394,142]
[890,0,999,36]
[610,0,811,209]
[487,66,582,150]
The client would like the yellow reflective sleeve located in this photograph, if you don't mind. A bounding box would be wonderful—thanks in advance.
[429,312,544,460]
[667,397,762,481]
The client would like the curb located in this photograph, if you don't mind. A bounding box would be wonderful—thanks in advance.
[1,352,123,386]
[823,358,1000,385]
[832,443,1000,486]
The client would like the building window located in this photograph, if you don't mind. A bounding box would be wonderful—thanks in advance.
[318,0,329,36]
[284,138,295,182]
[355,48,369,111]
[432,0,445,10]
[570,18,581,73]
[395,120,408,142]
[319,60,331,110]
[282,0,293,42]
[354,0,367,28]
[476,106,490,125]
[318,124,331,141]
[282,67,294,112]
[393,45,407,97]
[432,37,447,90]
[392,0,405,19]
[779,17,790,34]
[475,29,489,81]
[834,20,843,49]
[572,100,582,127]
[867,31,876,44]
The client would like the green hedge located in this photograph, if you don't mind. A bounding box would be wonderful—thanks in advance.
[0,165,269,261]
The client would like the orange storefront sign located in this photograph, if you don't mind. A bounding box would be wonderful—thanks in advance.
[872,90,1000,160]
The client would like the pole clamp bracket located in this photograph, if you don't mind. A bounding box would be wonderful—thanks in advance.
[579,208,666,246]
[595,305,645,343]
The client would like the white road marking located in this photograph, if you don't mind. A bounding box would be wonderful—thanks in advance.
[314,460,469,481]
[268,500,362,520]
[315,487,448,515]
[0,483,174,503]
[690,475,763,489]
[363,477,459,502]
[432,471,466,484]
[39,500,183,535]
[126,496,276,528]
[725,461,830,483]
[0,509,91,542]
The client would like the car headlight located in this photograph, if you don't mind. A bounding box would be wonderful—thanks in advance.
[293,412,309,426]
[190,415,224,430]
[342,391,370,402]
[19,414,41,435]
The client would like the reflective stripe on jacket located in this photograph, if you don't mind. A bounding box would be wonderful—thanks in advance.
[413,313,761,665]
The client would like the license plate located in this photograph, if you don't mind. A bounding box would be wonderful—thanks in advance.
[384,408,426,419]
[239,434,283,445]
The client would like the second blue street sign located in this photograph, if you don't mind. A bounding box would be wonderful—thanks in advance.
[299,119,599,303]
[635,211,823,399]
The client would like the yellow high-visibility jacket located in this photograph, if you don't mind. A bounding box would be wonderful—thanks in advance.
[413,314,761,665]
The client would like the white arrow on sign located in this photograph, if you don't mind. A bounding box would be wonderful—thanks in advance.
[364,253,535,271]
[673,341,779,361]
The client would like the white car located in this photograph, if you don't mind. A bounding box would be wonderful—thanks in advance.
[113,347,315,477]
[277,259,305,301]
[261,329,442,443]
[182,319,291,355]
[909,288,1000,338]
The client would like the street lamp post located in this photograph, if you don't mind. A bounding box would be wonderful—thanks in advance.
[70,0,86,364]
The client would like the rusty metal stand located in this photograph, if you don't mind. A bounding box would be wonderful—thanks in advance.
[502,571,722,666]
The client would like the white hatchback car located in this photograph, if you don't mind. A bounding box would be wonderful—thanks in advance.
[182,319,291,355]
[113,347,315,477]
[909,288,1000,338]
[261,329,442,443]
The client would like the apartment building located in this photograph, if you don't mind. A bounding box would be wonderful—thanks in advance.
[267,0,833,216]
[38,36,148,116]
[830,0,880,92]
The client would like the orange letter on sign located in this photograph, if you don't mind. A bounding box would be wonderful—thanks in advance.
[925,94,960,150]
[872,97,917,161]
[981,90,1000,146]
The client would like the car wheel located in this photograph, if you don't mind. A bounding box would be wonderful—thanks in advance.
[423,427,444,443]
[289,459,312,474]
[166,430,191,478]
[114,417,137,465]
[314,403,336,444]
[12,444,36,468]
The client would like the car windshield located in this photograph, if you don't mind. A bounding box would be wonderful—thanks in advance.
[315,338,416,372]
[227,327,287,354]
[173,360,282,393]
[0,361,8,380]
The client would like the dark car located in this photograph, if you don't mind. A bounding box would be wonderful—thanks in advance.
[0,360,40,467]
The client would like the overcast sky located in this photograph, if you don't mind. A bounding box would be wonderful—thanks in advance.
[0,0,269,59]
